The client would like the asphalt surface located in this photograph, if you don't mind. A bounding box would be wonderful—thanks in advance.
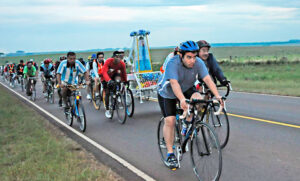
[1,79,300,181]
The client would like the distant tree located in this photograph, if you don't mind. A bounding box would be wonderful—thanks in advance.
[0,52,4,56]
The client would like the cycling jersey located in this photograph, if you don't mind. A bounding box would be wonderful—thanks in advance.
[16,63,25,75]
[40,63,55,78]
[157,55,208,99]
[56,60,86,84]
[8,64,15,74]
[102,58,127,82]
[23,66,37,78]
[93,60,104,78]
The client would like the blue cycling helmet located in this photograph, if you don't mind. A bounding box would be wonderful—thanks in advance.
[179,41,199,52]
[91,54,97,59]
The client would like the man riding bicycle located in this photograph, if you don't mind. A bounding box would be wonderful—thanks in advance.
[196,40,228,90]
[16,60,25,83]
[56,52,90,110]
[157,40,224,170]
[40,58,55,97]
[24,61,37,96]
[7,62,16,86]
[101,49,127,118]
[89,52,105,99]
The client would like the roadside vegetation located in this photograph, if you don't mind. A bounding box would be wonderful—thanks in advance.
[0,86,124,181]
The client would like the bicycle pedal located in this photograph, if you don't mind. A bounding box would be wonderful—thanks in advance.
[171,168,177,171]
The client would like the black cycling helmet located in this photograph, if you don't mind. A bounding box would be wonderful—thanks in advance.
[197,40,211,49]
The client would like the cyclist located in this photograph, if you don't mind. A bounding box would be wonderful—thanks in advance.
[40,58,55,97]
[7,62,16,86]
[91,52,105,98]
[85,54,97,100]
[16,60,25,83]
[102,50,127,118]
[56,52,90,110]
[24,61,37,96]
[160,46,180,73]
[55,56,66,107]
[196,40,228,90]
[157,40,224,169]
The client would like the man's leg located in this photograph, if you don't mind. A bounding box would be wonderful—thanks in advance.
[163,116,176,154]
[61,87,69,108]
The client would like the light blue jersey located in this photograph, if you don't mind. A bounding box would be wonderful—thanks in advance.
[57,60,86,84]
[40,63,54,76]
[158,55,209,99]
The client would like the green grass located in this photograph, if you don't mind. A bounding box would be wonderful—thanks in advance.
[221,63,300,96]
[0,86,123,181]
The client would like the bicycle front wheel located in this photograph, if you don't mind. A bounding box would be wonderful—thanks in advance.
[116,94,127,124]
[77,103,86,132]
[190,122,222,181]
[209,105,230,149]
[157,117,182,167]
[125,88,134,117]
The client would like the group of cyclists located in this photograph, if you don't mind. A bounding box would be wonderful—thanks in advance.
[0,40,229,180]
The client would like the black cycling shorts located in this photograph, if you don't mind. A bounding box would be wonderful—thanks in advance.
[158,86,197,117]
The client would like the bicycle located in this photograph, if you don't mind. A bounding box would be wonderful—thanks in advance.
[107,79,134,124]
[199,81,232,149]
[45,77,55,104]
[157,98,224,181]
[27,77,37,101]
[64,83,87,132]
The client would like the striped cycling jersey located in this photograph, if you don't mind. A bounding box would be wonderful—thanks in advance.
[56,60,86,84]
[40,63,54,76]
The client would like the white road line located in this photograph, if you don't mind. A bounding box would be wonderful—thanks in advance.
[0,82,156,181]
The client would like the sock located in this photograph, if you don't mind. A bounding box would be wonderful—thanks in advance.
[167,153,174,157]
[184,119,191,125]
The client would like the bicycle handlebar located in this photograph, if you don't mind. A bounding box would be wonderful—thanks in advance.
[179,98,226,119]
[200,80,232,97]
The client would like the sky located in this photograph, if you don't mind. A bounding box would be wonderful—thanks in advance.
[0,0,300,53]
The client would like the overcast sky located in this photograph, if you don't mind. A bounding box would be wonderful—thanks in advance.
[0,0,300,53]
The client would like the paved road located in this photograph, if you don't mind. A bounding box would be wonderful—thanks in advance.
[1,80,300,181]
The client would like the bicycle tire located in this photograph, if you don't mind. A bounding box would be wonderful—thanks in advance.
[21,78,24,92]
[190,122,222,181]
[126,88,135,117]
[157,117,182,167]
[116,94,127,124]
[77,103,86,132]
[65,106,73,126]
[209,105,230,149]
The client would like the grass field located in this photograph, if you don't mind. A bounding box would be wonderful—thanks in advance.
[221,62,300,96]
[0,86,123,181]
[1,46,300,96]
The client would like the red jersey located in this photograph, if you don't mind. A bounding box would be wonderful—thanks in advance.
[102,58,127,82]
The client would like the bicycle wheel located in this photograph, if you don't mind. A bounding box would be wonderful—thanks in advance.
[157,117,182,167]
[125,88,134,117]
[50,86,55,104]
[116,94,127,124]
[209,104,230,149]
[77,102,86,132]
[65,106,73,126]
[190,122,222,181]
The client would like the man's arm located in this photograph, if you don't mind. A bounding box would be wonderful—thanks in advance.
[102,60,111,82]
[170,79,188,111]
[210,54,227,85]
[203,75,224,106]
[121,62,127,82]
